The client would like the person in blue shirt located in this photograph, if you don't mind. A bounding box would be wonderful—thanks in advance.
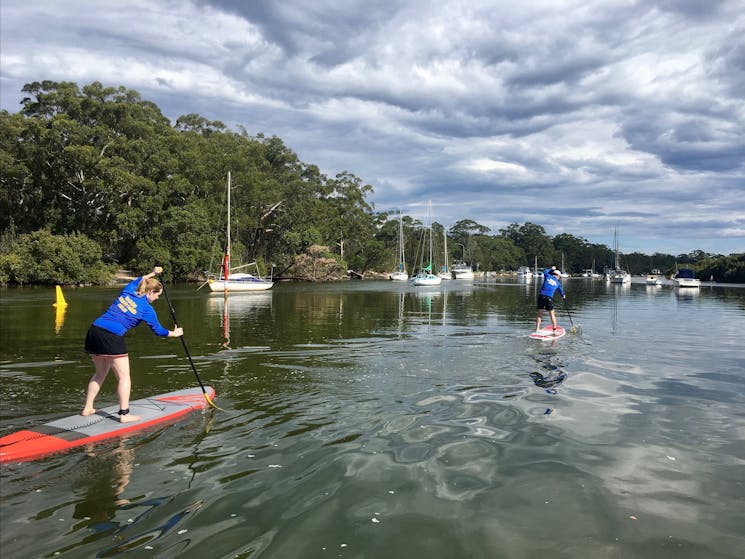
[81,267,183,423]
[536,266,566,334]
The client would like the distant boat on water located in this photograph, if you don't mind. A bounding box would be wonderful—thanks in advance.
[412,201,442,286]
[646,274,662,286]
[609,228,631,284]
[389,211,409,281]
[209,172,273,292]
[451,260,474,280]
[517,266,533,280]
[673,268,701,288]
[437,229,451,280]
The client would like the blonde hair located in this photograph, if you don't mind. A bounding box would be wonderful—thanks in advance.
[136,277,163,296]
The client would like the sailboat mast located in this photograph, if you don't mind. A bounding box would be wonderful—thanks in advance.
[614,227,620,269]
[223,172,231,282]
[428,202,433,269]
[443,229,448,272]
[399,211,405,271]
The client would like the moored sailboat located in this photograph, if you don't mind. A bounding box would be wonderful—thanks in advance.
[209,172,273,293]
[437,229,451,280]
[389,211,409,281]
[609,227,631,284]
[412,201,442,286]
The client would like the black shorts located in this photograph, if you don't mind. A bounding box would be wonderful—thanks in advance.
[85,325,128,357]
[537,294,555,311]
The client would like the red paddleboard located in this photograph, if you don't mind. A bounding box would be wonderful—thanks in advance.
[0,386,215,463]
[529,325,566,340]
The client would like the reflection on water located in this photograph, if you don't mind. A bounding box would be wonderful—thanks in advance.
[1,280,744,558]
[54,304,67,335]
[207,292,273,349]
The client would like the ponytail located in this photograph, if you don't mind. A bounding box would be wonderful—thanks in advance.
[136,277,163,296]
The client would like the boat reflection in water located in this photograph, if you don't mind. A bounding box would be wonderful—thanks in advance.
[207,292,273,348]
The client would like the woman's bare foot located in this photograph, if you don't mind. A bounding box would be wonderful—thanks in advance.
[81,408,96,416]
[119,414,141,423]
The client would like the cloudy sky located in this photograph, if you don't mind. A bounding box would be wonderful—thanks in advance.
[2,0,744,255]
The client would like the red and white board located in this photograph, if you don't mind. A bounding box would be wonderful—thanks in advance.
[529,325,566,340]
[0,386,216,463]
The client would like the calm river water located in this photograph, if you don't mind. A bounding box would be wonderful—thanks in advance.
[1,278,744,558]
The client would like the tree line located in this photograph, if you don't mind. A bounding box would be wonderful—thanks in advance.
[1,81,742,285]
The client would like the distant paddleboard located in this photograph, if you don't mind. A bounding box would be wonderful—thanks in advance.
[529,325,566,340]
[0,386,215,463]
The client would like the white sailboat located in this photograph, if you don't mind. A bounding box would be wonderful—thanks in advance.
[209,172,274,292]
[438,229,451,280]
[609,227,631,284]
[412,201,442,286]
[389,211,409,281]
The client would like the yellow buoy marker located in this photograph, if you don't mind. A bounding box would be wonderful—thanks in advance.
[53,285,68,307]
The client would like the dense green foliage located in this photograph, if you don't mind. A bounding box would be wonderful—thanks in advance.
[1,81,741,284]
[0,228,115,285]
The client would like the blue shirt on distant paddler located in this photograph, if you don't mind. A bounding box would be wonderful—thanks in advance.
[535,266,565,334]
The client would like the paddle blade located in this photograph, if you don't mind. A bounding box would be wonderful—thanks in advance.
[204,393,224,411]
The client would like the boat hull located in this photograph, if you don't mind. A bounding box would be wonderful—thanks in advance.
[412,274,442,286]
[209,278,273,292]
[646,275,662,286]
[674,278,701,288]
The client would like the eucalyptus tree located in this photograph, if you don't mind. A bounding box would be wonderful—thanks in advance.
[500,222,555,268]
[486,235,524,271]
[321,171,379,272]
[9,80,185,265]
[448,219,491,262]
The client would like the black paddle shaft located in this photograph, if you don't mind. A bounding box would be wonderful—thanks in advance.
[563,298,577,331]
[159,278,209,394]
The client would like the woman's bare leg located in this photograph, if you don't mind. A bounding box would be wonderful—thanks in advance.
[549,309,558,331]
[82,356,111,416]
[111,356,140,423]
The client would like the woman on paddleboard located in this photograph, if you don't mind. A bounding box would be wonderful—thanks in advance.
[82,266,183,423]
[535,266,566,335]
